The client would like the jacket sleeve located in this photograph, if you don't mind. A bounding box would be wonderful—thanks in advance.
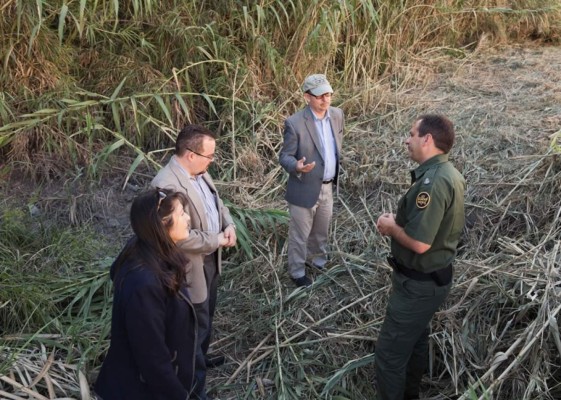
[176,230,219,254]
[218,197,234,231]
[279,118,300,175]
[124,278,189,400]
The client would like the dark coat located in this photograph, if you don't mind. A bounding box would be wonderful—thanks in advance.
[95,253,197,400]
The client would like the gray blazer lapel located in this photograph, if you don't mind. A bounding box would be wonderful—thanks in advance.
[304,107,325,158]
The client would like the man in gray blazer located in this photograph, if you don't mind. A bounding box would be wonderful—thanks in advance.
[279,74,344,287]
[151,124,236,399]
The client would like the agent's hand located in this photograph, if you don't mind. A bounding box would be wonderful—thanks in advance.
[376,213,397,237]
[223,225,237,247]
[296,157,315,173]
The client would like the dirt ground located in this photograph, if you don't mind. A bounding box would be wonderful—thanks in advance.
[424,43,561,143]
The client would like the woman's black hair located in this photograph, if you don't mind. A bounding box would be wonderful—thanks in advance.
[112,188,190,294]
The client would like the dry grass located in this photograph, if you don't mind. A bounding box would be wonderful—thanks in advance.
[2,0,561,396]
[204,44,561,399]
[1,43,560,399]
[2,0,560,178]
[0,345,93,400]
[2,43,560,399]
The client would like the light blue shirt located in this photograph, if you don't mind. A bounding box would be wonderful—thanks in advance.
[311,109,337,181]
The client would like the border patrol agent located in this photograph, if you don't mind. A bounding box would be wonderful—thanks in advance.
[375,114,465,400]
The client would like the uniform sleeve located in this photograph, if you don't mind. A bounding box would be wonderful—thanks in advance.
[124,279,189,400]
[403,177,453,246]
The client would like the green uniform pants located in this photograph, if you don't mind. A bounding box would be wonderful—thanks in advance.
[375,270,451,400]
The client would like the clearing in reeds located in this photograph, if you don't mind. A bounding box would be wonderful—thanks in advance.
[1,1,561,399]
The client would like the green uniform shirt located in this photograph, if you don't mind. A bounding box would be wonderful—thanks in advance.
[391,153,466,273]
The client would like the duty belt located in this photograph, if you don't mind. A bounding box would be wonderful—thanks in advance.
[387,256,452,287]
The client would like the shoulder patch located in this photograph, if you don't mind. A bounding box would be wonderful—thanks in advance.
[416,192,431,209]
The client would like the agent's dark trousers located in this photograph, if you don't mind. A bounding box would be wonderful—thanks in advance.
[375,270,451,400]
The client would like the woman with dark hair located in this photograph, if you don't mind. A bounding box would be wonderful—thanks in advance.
[95,188,198,400]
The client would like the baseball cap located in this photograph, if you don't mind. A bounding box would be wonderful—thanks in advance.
[302,74,333,96]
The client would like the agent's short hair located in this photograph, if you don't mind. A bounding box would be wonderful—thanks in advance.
[175,124,216,156]
[417,114,455,154]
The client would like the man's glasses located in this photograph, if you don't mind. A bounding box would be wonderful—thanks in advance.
[185,147,215,161]
[306,92,333,100]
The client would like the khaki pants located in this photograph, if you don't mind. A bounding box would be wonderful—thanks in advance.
[287,182,333,279]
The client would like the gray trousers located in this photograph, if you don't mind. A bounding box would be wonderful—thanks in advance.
[375,270,451,400]
[287,182,333,279]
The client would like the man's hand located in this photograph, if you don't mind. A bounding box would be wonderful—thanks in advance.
[217,232,228,247]
[377,213,431,254]
[296,157,315,173]
[223,225,237,247]
[376,213,397,237]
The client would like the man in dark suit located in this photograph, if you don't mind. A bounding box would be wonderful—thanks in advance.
[151,124,236,399]
[279,74,344,287]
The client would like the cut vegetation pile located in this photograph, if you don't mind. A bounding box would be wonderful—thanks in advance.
[1,1,561,399]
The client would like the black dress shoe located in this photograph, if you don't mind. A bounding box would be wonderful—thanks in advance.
[205,354,226,368]
[291,275,312,288]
